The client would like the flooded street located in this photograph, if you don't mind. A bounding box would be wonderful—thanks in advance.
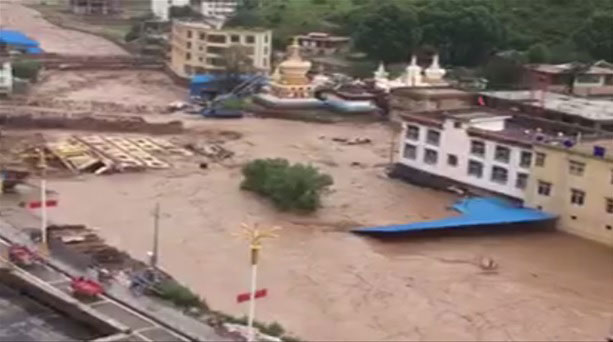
[36,118,613,341]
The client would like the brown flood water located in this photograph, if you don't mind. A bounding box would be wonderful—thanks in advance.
[16,117,609,341]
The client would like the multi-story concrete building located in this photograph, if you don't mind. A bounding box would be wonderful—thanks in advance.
[524,139,613,246]
[392,107,599,201]
[523,63,613,97]
[296,32,350,56]
[170,20,271,77]
[153,0,237,21]
[152,0,190,21]
[197,0,238,18]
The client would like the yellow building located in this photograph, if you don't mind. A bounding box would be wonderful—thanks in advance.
[525,139,613,246]
[170,20,272,77]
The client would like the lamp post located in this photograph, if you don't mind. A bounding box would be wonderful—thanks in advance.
[235,223,280,342]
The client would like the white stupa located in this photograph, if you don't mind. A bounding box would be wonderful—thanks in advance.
[373,53,448,92]
[424,54,446,84]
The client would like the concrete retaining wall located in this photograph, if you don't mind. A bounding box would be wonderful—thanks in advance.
[0,112,183,134]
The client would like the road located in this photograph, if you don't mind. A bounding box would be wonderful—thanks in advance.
[0,231,199,342]
[0,0,127,55]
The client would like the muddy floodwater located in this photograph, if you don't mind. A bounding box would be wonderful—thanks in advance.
[35,119,612,341]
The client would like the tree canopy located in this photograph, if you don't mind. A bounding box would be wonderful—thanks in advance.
[226,0,613,66]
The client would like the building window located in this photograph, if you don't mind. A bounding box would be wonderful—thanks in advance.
[403,144,417,160]
[515,173,528,189]
[406,125,419,141]
[537,181,552,196]
[453,121,462,129]
[447,154,458,167]
[207,46,226,54]
[570,189,585,206]
[187,30,192,39]
[186,42,192,49]
[569,160,586,176]
[231,35,240,43]
[265,34,269,43]
[520,151,532,168]
[535,152,546,167]
[470,140,485,157]
[494,145,511,163]
[467,160,483,178]
[264,46,268,55]
[426,129,440,146]
[424,149,438,165]
[246,35,255,44]
[185,52,191,60]
[491,166,508,184]
[183,64,193,75]
[199,32,205,40]
[605,198,613,214]
[208,34,226,43]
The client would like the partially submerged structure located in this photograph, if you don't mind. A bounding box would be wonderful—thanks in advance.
[354,197,555,235]
[525,137,613,246]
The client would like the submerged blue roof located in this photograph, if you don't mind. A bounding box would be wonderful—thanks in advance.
[0,30,40,48]
[354,197,556,234]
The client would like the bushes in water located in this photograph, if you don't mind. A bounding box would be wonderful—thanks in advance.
[241,158,333,212]
[12,60,42,81]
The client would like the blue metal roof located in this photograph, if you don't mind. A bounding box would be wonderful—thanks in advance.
[191,74,217,85]
[353,197,556,235]
[0,30,40,48]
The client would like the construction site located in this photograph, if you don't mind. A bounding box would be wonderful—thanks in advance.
[1,2,613,342]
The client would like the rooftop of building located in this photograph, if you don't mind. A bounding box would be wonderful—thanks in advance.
[525,63,613,75]
[480,90,613,122]
[297,32,350,42]
[392,86,473,99]
[174,20,271,32]
[400,107,608,148]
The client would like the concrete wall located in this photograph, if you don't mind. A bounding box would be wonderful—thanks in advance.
[0,62,13,95]
[524,145,613,246]
[398,118,531,200]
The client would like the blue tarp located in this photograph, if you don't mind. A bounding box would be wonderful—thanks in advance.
[0,30,42,54]
[353,197,556,235]
[0,30,40,47]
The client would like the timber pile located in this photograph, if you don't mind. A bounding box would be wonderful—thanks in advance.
[47,225,132,269]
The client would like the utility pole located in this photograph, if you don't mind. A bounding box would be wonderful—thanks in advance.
[38,147,48,248]
[151,202,160,268]
[235,223,280,342]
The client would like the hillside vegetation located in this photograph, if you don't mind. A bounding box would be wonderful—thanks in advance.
[227,0,613,66]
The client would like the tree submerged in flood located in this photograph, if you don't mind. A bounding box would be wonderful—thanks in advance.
[241,158,333,212]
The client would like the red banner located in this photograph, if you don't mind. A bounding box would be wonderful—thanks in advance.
[21,200,58,209]
[236,289,268,303]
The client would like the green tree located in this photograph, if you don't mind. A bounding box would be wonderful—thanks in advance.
[352,3,421,63]
[526,43,550,63]
[573,12,613,61]
[419,4,506,66]
[481,51,526,89]
[241,159,333,212]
